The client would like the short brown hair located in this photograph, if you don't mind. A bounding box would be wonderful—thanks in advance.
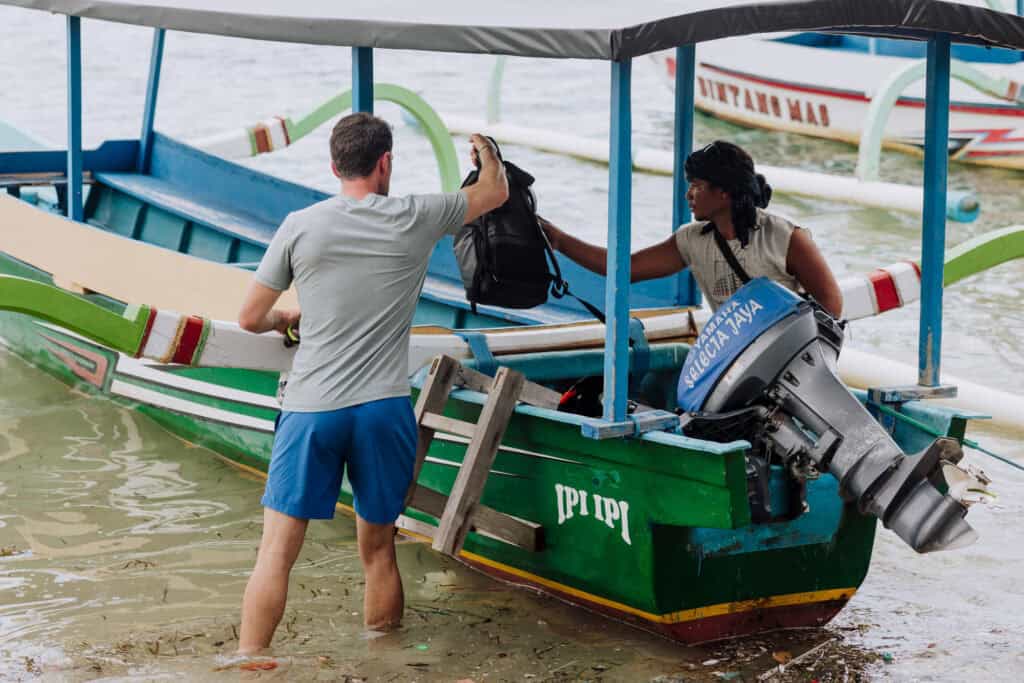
[329,113,393,179]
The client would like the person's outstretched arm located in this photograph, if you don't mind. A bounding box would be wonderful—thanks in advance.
[540,218,685,283]
[786,228,843,317]
[461,134,509,224]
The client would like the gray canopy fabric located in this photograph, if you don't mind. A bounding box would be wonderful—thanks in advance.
[3,0,1024,60]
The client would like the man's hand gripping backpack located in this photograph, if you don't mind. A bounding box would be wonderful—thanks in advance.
[454,139,601,318]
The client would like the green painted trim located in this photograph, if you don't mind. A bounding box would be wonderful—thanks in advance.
[0,275,148,354]
[942,225,1024,286]
[286,83,461,192]
[245,128,258,156]
[114,375,279,421]
[193,317,213,364]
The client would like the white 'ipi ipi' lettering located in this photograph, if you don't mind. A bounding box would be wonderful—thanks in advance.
[554,483,632,545]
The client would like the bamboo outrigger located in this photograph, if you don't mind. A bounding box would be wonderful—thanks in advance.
[0,0,1020,643]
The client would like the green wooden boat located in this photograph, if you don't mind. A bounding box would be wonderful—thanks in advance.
[0,0,1012,643]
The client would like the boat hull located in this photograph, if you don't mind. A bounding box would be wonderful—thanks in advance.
[0,249,881,643]
[653,37,1024,169]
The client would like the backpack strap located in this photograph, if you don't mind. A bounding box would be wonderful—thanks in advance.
[537,211,608,324]
[711,225,752,284]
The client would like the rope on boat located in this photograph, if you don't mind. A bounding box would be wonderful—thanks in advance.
[870,400,1024,474]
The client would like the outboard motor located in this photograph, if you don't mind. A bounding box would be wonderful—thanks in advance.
[678,278,983,553]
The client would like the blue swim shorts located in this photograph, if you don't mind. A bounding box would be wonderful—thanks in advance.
[262,396,417,524]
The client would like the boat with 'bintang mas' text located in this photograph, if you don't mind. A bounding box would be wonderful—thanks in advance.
[650,0,1024,171]
[0,0,1020,643]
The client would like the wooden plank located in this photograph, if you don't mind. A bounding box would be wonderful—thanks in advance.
[432,366,526,556]
[407,484,543,551]
[520,381,562,410]
[404,355,459,508]
[0,193,298,321]
[420,411,477,439]
[456,364,561,410]
[394,513,438,541]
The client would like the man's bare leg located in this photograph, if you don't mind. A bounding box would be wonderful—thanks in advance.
[238,507,309,653]
[357,516,403,630]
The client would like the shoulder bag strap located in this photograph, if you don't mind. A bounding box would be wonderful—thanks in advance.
[711,225,752,284]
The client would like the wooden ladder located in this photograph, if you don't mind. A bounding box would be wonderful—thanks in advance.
[401,354,560,557]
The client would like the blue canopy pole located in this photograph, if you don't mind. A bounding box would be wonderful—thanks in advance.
[66,16,83,221]
[672,45,701,307]
[352,47,373,113]
[603,59,632,422]
[137,28,165,173]
[1018,1,1023,17]
[918,34,951,387]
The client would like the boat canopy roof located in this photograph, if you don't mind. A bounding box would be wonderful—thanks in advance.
[4,0,1024,60]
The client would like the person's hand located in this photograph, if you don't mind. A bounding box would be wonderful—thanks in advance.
[272,309,301,336]
[538,216,562,251]
[469,133,498,168]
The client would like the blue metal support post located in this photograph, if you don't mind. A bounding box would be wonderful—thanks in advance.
[918,34,951,387]
[352,47,374,113]
[66,16,83,221]
[603,59,632,422]
[137,28,165,173]
[672,45,701,307]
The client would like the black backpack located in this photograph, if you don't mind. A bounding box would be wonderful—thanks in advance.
[453,140,603,320]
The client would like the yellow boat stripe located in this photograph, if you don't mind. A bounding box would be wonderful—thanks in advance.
[458,549,855,624]
[215,454,856,626]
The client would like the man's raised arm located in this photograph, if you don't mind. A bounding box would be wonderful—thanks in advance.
[461,134,509,224]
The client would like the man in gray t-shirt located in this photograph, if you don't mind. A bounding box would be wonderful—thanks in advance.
[235,113,508,654]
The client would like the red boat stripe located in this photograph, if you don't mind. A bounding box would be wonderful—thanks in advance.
[906,260,921,278]
[136,307,158,358]
[172,316,206,365]
[275,115,291,146]
[253,124,272,153]
[965,149,1024,158]
[869,269,901,312]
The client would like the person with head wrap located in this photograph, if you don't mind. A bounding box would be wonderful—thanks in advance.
[540,140,843,316]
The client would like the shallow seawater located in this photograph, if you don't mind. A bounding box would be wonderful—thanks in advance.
[0,349,887,682]
[2,7,1024,681]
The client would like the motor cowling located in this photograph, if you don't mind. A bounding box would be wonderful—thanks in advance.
[678,278,980,553]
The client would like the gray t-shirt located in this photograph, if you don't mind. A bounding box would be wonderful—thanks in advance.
[255,192,467,412]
